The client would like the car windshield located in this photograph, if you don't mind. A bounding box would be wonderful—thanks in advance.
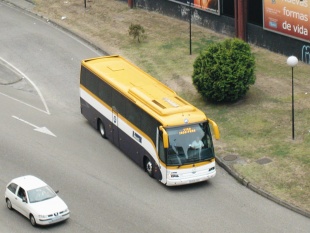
[27,185,56,203]
[166,122,214,166]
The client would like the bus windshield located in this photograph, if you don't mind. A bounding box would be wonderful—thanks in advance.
[166,122,214,166]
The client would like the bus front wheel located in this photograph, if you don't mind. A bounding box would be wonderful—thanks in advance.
[98,120,107,139]
[144,157,153,177]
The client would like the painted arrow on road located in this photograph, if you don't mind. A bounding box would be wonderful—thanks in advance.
[12,115,56,137]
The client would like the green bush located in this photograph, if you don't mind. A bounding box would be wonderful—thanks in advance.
[128,23,146,43]
[192,38,256,102]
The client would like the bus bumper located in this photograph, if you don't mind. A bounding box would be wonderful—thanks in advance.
[166,170,216,186]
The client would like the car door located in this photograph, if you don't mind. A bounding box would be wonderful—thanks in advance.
[6,183,18,208]
[15,187,29,217]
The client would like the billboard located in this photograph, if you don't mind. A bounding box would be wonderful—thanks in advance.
[263,0,310,42]
[169,0,220,15]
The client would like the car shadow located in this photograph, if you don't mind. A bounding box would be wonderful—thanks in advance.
[8,208,69,229]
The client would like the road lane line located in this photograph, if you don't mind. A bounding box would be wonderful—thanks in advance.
[0,91,48,114]
[0,56,50,115]
[12,115,56,137]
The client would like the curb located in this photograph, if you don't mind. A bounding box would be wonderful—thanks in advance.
[216,156,310,219]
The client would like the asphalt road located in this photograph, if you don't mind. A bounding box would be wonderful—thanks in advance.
[0,1,309,232]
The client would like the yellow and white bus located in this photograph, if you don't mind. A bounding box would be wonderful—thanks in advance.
[80,55,220,186]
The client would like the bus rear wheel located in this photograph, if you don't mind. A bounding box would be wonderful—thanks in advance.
[98,120,107,139]
[144,158,153,177]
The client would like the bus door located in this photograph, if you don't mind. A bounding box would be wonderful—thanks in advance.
[158,130,167,184]
[112,107,120,147]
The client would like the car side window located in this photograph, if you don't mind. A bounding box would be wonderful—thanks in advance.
[17,187,26,200]
[7,183,18,194]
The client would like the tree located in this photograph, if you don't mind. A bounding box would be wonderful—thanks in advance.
[192,38,256,102]
[128,23,146,43]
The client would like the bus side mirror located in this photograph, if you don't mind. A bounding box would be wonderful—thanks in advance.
[159,126,169,148]
[208,119,220,140]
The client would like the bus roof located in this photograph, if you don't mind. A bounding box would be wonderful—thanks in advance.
[82,55,208,127]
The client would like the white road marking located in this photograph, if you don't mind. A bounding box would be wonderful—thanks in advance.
[0,91,47,114]
[12,115,56,137]
[0,56,50,115]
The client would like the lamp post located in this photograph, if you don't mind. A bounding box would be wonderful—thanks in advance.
[286,56,298,140]
[187,1,193,55]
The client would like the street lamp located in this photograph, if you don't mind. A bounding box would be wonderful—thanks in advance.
[286,56,298,140]
[187,1,193,55]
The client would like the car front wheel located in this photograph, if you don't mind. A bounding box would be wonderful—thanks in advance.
[30,214,36,227]
[6,198,13,210]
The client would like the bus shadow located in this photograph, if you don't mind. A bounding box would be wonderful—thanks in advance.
[162,180,213,192]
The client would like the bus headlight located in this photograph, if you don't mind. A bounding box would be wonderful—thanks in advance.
[209,167,215,171]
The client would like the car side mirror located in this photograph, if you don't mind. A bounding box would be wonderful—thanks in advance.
[55,190,59,194]
[22,197,27,203]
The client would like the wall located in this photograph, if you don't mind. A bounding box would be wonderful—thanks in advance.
[122,0,310,64]
[248,24,310,64]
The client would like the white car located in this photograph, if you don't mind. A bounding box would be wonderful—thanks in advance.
[4,175,70,226]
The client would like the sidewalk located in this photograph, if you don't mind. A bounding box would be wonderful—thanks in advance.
[2,0,310,219]
[3,0,34,10]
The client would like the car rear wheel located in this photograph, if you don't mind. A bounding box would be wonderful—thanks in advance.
[30,214,36,227]
[6,199,13,210]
